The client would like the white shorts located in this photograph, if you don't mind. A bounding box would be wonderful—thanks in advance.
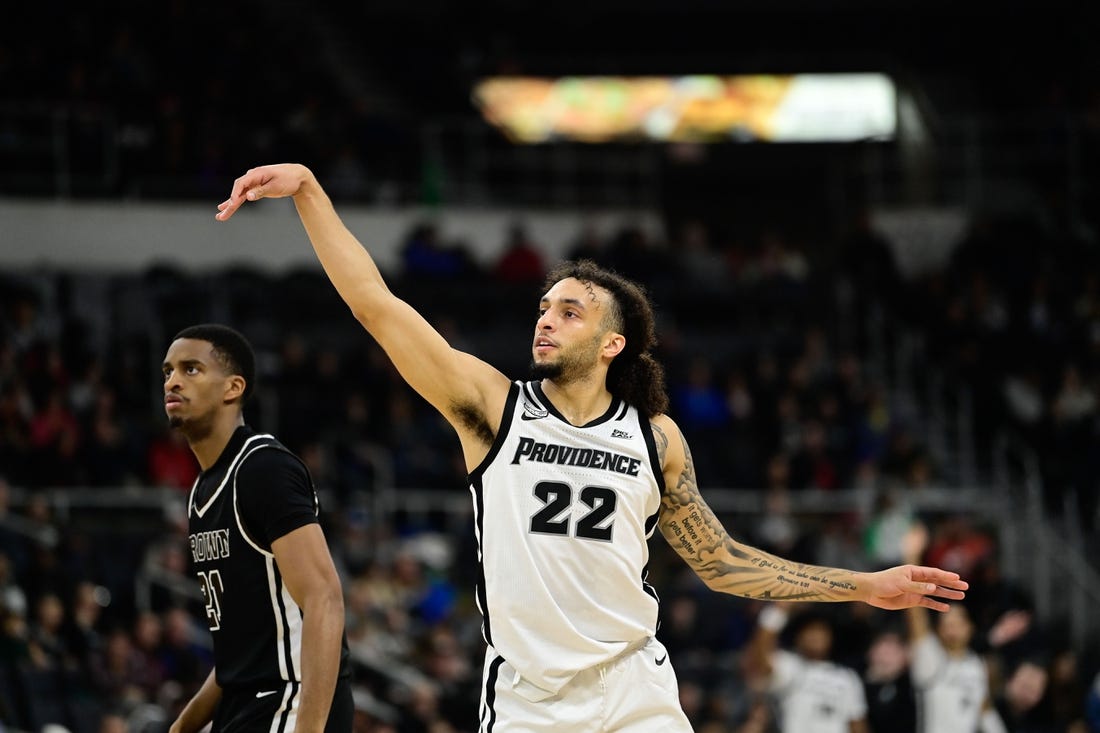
[477,637,694,733]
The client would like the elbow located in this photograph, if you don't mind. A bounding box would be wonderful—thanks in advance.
[326,586,345,619]
[305,583,345,624]
[352,306,374,331]
[349,286,394,331]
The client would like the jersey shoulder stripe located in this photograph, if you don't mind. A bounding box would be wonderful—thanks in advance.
[468,382,522,482]
[231,442,320,558]
[189,433,276,518]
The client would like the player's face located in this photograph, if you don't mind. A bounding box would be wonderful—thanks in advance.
[162,338,238,437]
[531,278,619,384]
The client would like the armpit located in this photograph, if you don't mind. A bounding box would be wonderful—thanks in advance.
[451,401,495,446]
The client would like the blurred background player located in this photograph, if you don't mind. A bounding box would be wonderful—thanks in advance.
[747,603,869,733]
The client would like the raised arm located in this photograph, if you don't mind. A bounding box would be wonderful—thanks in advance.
[216,165,510,456]
[651,415,967,610]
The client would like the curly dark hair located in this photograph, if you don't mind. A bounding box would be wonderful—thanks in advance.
[542,260,669,417]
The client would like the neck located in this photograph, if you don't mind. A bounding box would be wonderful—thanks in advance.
[187,411,245,470]
[541,375,613,425]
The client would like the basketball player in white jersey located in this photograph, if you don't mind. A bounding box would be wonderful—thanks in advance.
[903,526,1006,733]
[214,164,969,733]
[748,605,868,733]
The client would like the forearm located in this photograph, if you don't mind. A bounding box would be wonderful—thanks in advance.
[293,589,345,733]
[171,669,221,733]
[659,423,864,602]
[698,535,864,602]
[291,174,392,321]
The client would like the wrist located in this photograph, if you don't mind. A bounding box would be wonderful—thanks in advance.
[849,571,872,603]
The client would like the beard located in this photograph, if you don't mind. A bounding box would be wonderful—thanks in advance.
[529,360,564,380]
[529,335,602,385]
[167,409,215,443]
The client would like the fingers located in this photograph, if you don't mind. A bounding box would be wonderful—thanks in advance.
[931,586,967,601]
[920,596,951,613]
[214,170,264,221]
[903,580,966,601]
[910,566,969,591]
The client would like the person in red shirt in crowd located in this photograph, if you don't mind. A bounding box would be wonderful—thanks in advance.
[147,427,199,491]
[923,515,996,579]
[493,223,546,283]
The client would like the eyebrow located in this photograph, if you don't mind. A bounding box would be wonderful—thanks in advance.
[540,296,588,310]
[162,359,204,370]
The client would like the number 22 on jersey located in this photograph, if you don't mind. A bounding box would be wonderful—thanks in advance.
[529,480,618,541]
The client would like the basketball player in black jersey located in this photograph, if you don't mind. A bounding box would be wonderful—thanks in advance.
[214,165,969,733]
[163,324,353,733]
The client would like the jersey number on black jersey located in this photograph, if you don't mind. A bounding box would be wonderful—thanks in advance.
[198,568,225,630]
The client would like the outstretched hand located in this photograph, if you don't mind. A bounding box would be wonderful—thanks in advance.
[863,565,968,612]
[215,164,312,221]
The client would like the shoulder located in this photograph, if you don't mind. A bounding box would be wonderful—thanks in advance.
[237,444,310,485]
[647,414,685,472]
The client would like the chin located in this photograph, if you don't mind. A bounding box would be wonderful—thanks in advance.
[529,360,563,380]
[168,415,184,429]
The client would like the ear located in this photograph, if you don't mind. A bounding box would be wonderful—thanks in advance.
[602,332,626,360]
[223,375,247,404]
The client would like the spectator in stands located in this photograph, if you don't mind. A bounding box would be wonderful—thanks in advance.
[993,658,1055,733]
[156,607,212,698]
[401,223,479,281]
[493,223,546,284]
[862,626,917,733]
[146,427,198,491]
[746,604,869,733]
[904,526,1006,733]
[28,388,81,486]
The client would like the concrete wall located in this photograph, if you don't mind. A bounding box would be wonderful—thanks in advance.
[0,199,663,274]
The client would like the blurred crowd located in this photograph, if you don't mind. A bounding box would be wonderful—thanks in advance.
[1,209,1098,733]
[877,210,1100,532]
[2,2,1099,732]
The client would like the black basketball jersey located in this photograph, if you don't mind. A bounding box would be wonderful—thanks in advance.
[187,425,350,689]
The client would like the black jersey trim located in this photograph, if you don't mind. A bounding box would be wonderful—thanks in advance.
[468,382,521,483]
[186,473,201,519]
[192,433,275,518]
[640,416,667,497]
[641,562,660,606]
[521,381,543,411]
[469,475,493,649]
[274,681,300,733]
[614,401,630,421]
[532,381,623,428]
[482,654,505,733]
[267,556,303,682]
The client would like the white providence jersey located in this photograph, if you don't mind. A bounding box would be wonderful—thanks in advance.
[469,381,664,695]
[912,635,988,733]
[770,650,867,733]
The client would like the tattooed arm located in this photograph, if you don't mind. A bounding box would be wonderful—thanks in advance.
[650,415,968,610]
